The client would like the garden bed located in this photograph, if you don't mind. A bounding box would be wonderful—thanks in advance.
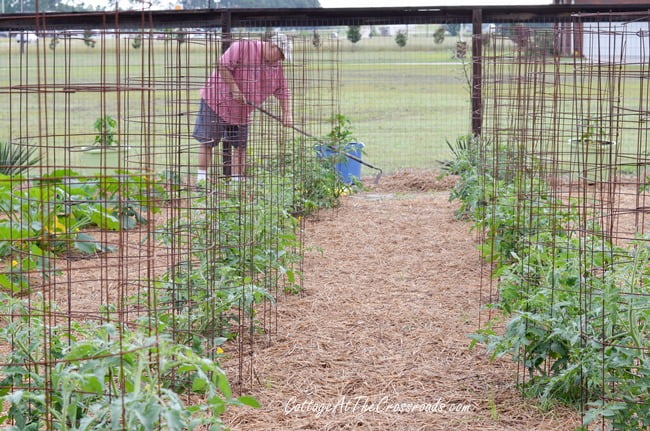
[5,169,643,429]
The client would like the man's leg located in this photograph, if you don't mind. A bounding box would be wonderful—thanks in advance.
[197,143,212,183]
[222,140,232,178]
[231,145,247,178]
[193,99,217,184]
[224,123,248,179]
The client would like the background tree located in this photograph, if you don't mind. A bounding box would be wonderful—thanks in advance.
[455,40,467,58]
[433,26,445,44]
[180,0,214,8]
[1,0,320,12]
[49,35,60,50]
[395,30,407,48]
[347,25,361,44]
[312,30,321,48]
[83,29,96,48]
[447,23,461,37]
[219,0,320,7]
[132,34,143,49]
[2,0,87,12]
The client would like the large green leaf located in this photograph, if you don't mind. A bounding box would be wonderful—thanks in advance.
[236,395,260,408]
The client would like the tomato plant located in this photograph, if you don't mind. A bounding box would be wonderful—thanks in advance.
[447,134,650,430]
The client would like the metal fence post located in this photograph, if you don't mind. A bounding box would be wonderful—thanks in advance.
[221,9,231,51]
[471,8,483,137]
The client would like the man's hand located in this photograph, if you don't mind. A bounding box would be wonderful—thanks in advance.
[231,88,247,105]
[282,112,293,128]
[217,62,247,105]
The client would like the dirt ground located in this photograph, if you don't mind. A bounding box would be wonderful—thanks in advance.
[223,169,582,431]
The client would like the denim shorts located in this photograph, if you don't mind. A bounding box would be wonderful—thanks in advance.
[192,99,249,149]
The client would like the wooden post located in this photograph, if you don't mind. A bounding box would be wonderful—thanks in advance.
[221,9,231,51]
[471,8,483,137]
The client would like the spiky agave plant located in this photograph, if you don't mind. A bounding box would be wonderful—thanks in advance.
[0,141,40,176]
[438,134,481,176]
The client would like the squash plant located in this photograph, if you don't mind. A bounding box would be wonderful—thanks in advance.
[0,169,165,293]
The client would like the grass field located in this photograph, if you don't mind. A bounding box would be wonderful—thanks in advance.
[0,31,470,177]
[6,29,643,178]
[336,34,471,174]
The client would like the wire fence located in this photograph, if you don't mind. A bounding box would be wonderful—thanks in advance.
[1,4,650,430]
[332,24,472,174]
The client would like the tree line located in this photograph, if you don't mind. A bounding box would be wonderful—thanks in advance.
[1,0,320,13]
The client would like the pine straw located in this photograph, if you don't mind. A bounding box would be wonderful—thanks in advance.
[222,171,581,431]
[364,168,459,193]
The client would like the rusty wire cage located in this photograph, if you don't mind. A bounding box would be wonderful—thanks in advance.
[0,19,340,427]
[0,7,477,428]
[2,3,650,430]
[478,13,650,430]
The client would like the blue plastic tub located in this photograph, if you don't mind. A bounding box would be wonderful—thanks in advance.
[316,142,364,184]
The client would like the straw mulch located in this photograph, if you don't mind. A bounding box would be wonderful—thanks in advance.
[223,170,581,431]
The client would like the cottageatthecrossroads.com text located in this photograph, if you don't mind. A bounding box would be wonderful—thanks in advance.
[283,395,474,417]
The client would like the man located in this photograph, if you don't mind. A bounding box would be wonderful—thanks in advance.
[193,34,293,184]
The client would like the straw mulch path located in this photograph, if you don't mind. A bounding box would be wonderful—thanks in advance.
[224,170,581,431]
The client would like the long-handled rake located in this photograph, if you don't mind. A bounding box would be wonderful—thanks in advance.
[248,102,383,184]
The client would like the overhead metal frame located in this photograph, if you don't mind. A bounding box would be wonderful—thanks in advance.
[2,4,650,31]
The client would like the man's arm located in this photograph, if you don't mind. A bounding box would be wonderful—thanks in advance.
[218,62,247,105]
[279,97,293,128]
[217,42,246,105]
[275,65,293,127]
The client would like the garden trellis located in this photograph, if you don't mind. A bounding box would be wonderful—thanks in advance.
[0,21,340,428]
[475,14,650,430]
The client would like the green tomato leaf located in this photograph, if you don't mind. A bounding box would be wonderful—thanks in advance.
[236,395,260,408]
[216,373,231,399]
[191,375,208,393]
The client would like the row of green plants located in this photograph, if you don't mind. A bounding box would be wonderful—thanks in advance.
[151,184,298,351]
[0,293,258,430]
[297,114,359,214]
[147,113,357,353]
[443,135,650,431]
[0,118,354,429]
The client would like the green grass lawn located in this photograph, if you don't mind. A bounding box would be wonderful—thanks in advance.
[0,32,470,177]
[479,57,647,176]
[2,30,642,179]
[329,35,472,175]
[340,62,469,174]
